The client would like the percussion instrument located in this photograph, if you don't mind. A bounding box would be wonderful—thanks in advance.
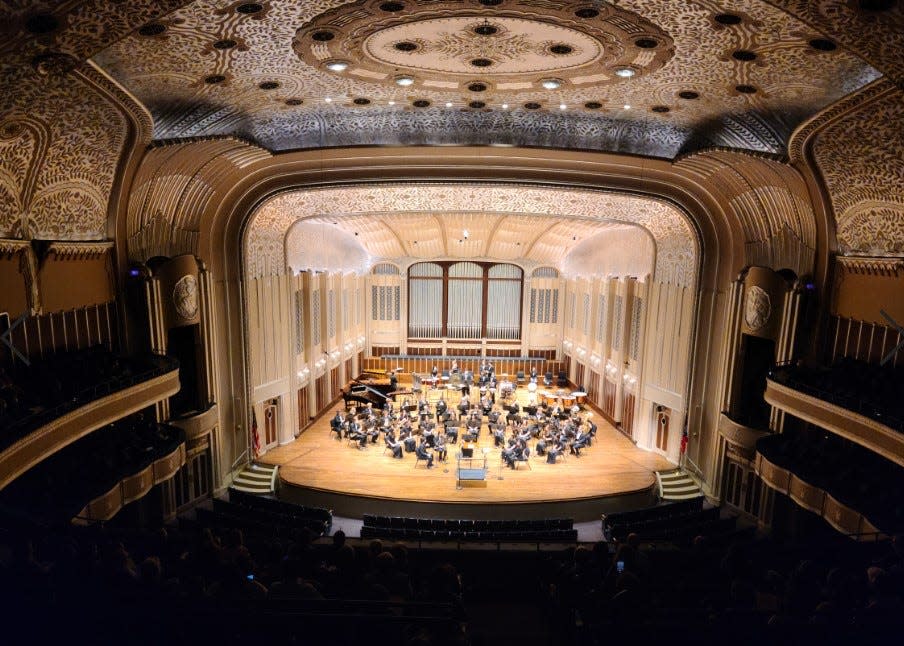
[527,381,537,393]
[563,395,576,408]
[540,392,553,406]
[572,391,587,405]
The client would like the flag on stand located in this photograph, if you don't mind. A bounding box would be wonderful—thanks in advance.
[251,408,261,458]
[680,428,688,455]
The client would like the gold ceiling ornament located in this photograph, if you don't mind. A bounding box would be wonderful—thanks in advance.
[293,0,674,94]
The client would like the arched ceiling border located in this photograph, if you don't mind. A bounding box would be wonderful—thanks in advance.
[248,182,696,285]
[278,205,658,278]
[200,146,738,293]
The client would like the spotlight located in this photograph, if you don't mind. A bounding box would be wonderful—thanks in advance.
[395,75,415,87]
[614,67,635,78]
[541,78,561,89]
[325,60,349,72]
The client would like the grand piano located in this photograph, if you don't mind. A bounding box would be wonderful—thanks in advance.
[342,378,395,410]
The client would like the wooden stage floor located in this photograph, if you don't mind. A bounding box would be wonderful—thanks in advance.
[261,385,674,511]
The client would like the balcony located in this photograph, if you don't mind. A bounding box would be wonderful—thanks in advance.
[765,359,904,467]
[755,430,902,538]
[0,351,180,491]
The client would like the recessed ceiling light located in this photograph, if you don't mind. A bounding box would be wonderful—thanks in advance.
[395,75,415,87]
[615,67,635,78]
[324,97,332,103]
[388,100,396,105]
[623,104,631,110]
[501,103,509,109]
[445,102,453,108]
[541,78,561,90]
[559,103,567,110]
[326,60,349,72]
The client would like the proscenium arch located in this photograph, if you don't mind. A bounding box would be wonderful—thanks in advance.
[198,146,756,484]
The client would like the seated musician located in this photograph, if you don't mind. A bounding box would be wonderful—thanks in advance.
[365,419,380,444]
[530,366,538,383]
[499,378,513,398]
[401,427,417,453]
[487,408,501,425]
[348,420,367,449]
[385,429,403,459]
[502,439,526,468]
[571,428,590,456]
[457,394,470,418]
[466,411,481,435]
[480,394,493,415]
[445,421,458,444]
[462,369,473,385]
[435,396,447,421]
[434,433,447,462]
[431,365,438,379]
[570,403,581,417]
[421,420,436,447]
[416,438,434,468]
[492,422,506,447]
[330,411,344,437]
[547,437,565,464]
[450,360,459,375]
[586,416,597,442]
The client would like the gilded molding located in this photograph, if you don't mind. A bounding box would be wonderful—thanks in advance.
[787,77,896,164]
[46,240,114,259]
[836,255,904,277]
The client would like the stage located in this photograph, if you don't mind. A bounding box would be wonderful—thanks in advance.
[260,384,674,521]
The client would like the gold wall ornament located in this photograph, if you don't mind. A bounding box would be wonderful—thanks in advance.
[173,274,199,321]
[744,285,771,332]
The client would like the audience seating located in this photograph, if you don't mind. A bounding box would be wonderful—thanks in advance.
[602,497,726,542]
[757,429,904,534]
[0,414,184,524]
[0,346,178,448]
[361,514,576,541]
[228,487,332,528]
[771,358,904,432]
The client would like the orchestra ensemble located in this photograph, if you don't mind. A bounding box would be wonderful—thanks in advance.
[331,360,597,470]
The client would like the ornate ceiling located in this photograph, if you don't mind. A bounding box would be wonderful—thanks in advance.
[248,183,697,286]
[90,0,884,157]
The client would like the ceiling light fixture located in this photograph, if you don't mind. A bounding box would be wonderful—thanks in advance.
[324,97,332,103]
[541,78,561,90]
[615,67,635,78]
[325,60,349,72]
[395,75,415,87]
[623,104,631,109]
[446,102,453,107]
[501,103,509,109]
[463,229,469,239]
[559,103,567,110]
[388,100,396,105]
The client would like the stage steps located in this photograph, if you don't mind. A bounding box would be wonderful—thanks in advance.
[231,463,278,494]
[657,469,703,501]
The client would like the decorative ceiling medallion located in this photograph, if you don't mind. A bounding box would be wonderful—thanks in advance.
[294,0,673,93]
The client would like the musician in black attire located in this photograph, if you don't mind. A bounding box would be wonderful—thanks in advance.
[385,429,403,459]
[330,411,344,439]
[416,438,434,468]
[435,396,448,422]
[389,369,398,392]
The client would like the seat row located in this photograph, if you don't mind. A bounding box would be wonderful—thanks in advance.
[602,496,704,534]
[363,514,572,532]
[361,525,578,542]
[227,487,332,526]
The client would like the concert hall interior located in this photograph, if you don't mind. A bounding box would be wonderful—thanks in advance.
[1,0,903,642]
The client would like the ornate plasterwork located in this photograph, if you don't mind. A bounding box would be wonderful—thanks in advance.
[294,1,673,93]
[91,0,879,156]
[764,1,904,86]
[814,87,904,257]
[0,64,129,240]
[246,183,698,288]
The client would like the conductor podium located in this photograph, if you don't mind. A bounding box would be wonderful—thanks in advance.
[456,446,488,489]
